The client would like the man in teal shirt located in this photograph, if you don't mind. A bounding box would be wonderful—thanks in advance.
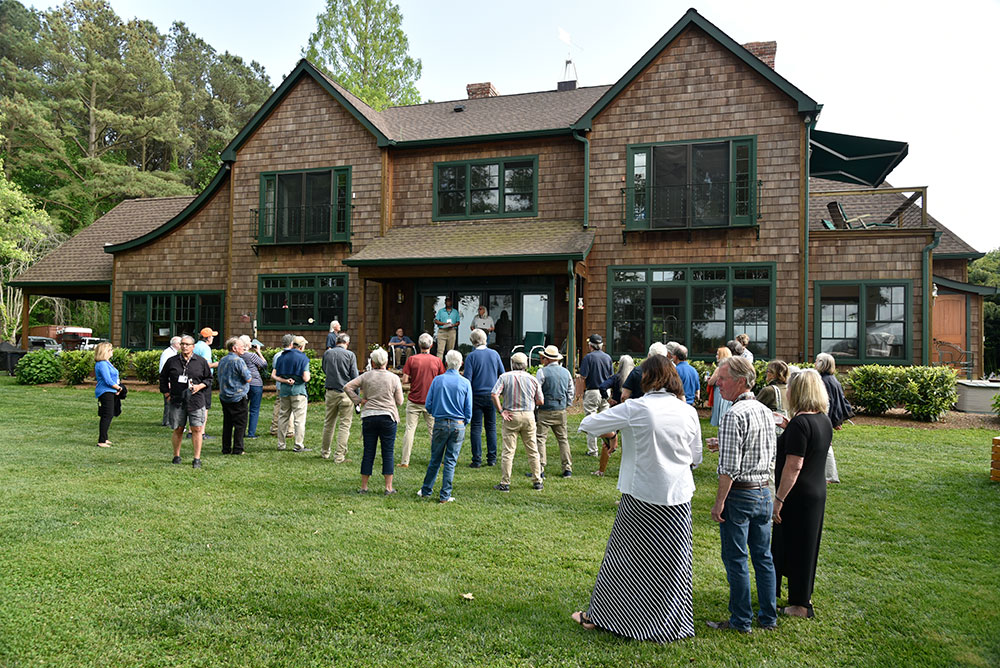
[434,296,460,360]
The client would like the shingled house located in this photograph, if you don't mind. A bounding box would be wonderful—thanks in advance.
[14,9,990,375]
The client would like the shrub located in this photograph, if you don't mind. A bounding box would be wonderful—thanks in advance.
[900,366,958,422]
[306,358,325,403]
[132,350,162,384]
[690,360,712,407]
[847,365,907,416]
[61,350,95,385]
[993,391,1000,417]
[261,347,281,368]
[110,347,132,379]
[211,348,226,363]
[15,350,63,385]
[752,359,768,392]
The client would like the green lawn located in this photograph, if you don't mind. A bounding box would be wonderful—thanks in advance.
[0,376,997,667]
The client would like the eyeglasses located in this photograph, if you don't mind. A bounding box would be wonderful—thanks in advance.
[180,343,194,346]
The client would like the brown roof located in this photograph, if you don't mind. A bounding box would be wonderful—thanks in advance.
[809,178,979,256]
[345,220,594,265]
[13,196,194,285]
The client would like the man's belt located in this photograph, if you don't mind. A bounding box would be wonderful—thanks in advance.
[731,481,768,490]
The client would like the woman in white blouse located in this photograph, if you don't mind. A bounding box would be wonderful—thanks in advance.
[573,355,702,643]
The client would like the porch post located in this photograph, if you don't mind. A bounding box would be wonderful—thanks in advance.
[567,260,577,374]
[21,291,31,350]
[357,277,367,370]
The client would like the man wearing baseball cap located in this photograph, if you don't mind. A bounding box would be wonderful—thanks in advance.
[535,345,574,478]
[576,334,613,457]
[193,327,220,437]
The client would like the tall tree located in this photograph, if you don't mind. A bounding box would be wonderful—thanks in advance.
[303,0,422,111]
[970,249,1000,375]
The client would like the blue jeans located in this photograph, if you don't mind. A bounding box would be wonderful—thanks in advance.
[719,488,778,630]
[421,418,465,501]
[246,385,263,437]
[469,394,497,464]
[361,415,397,476]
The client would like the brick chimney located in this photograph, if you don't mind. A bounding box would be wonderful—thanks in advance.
[466,82,498,99]
[742,41,777,69]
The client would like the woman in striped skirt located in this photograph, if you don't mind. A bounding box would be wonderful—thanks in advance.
[575,355,703,643]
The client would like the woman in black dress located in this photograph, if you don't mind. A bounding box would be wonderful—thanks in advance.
[772,368,833,619]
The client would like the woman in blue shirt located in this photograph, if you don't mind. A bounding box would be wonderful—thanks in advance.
[94,342,122,448]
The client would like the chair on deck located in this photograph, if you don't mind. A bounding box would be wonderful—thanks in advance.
[933,339,974,378]
[827,201,871,229]
[511,331,546,367]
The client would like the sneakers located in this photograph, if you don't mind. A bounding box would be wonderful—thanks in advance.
[277,445,287,451]
[97,442,111,448]
[532,482,544,491]
[562,469,572,478]
[706,620,751,634]
[292,445,311,453]
[439,496,455,503]
[469,461,481,468]
[417,489,428,498]
[321,452,330,460]
[192,458,202,469]
[493,483,510,492]
[171,455,182,464]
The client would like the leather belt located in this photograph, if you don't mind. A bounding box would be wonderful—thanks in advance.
[731,481,768,490]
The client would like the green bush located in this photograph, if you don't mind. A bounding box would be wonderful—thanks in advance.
[110,347,132,379]
[15,350,63,385]
[61,350,95,385]
[211,348,226,363]
[752,359,768,392]
[993,391,1000,417]
[306,358,325,403]
[900,366,958,422]
[132,350,162,384]
[261,348,281,370]
[690,360,712,407]
[847,365,907,416]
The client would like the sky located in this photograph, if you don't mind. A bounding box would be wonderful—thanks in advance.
[95,0,999,253]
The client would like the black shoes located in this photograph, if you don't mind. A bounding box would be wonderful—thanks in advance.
[171,455,182,464]
[532,482,544,490]
[706,620,751,634]
[469,461,481,468]
[562,470,572,478]
[494,484,510,492]
[192,458,202,469]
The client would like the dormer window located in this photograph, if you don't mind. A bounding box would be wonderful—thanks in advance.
[255,167,351,244]
[434,156,537,220]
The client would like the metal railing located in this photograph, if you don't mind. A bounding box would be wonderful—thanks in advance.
[620,181,761,229]
[251,205,344,244]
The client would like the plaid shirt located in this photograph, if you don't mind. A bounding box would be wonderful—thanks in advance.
[717,391,776,484]
[491,370,543,412]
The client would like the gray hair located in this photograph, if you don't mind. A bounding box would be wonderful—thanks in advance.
[170,336,182,348]
[673,344,689,361]
[511,353,528,371]
[648,341,668,358]
[238,334,252,347]
[445,349,463,370]
[470,328,486,346]
[721,356,756,389]
[727,339,745,357]
[225,336,241,352]
[337,333,350,345]
[814,352,836,375]
[616,354,635,385]
[370,347,388,368]
[418,333,434,350]
[181,334,195,345]
[665,341,680,357]
[281,334,295,348]
[329,320,340,332]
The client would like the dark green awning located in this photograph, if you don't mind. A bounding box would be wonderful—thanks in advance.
[810,129,908,187]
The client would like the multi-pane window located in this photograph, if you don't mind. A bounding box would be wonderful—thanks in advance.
[258,273,348,329]
[627,137,756,229]
[124,292,223,350]
[608,265,773,358]
[817,282,908,362]
[434,157,537,219]
[258,168,350,244]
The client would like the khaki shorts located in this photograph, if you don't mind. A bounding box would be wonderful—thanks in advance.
[168,403,207,429]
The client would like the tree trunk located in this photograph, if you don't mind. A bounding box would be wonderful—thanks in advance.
[89,78,98,158]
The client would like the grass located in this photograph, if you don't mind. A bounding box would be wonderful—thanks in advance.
[0,375,997,667]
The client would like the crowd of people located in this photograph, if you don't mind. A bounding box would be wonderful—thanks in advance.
[91,324,846,642]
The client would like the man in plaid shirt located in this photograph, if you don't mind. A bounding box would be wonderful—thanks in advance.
[491,352,544,492]
[707,356,778,634]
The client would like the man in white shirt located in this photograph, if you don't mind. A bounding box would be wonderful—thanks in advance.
[158,336,181,426]
[470,305,495,345]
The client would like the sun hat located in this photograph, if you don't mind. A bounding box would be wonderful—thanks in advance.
[540,345,563,360]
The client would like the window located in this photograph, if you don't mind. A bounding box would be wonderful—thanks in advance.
[626,137,756,229]
[817,282,909,362]
[434,157,537,220]
[123,292,224,350]
[608,264,773,358]
[258,273,348,330]
[257,168,350,244]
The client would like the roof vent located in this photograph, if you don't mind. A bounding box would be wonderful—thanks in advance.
[453,104,465,112]
[557,55,578,91]
[466,82,498,99]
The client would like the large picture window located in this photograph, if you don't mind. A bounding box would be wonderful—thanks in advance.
[258,273,348,330]
[627,137,756,229]
[257,167,350,244]
[608,264,773,359]
[123,292,223,350]
[434,156,537,220]
[816,282,909,362]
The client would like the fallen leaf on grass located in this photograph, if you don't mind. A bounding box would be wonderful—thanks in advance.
[313,529,321,534]
[347,510,353,515]
[461,593,474,601]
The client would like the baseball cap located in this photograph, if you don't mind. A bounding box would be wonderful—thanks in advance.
[588,334,603,345]
[199,327,218,338]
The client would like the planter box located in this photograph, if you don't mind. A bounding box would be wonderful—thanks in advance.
[955,380,1000,414]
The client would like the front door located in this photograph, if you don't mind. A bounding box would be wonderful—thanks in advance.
[932,292,966,363]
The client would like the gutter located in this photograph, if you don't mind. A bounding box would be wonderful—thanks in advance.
[802,115,817,361]
[573,131,590,228]
[921,230,943,365]
[567,259,577,374]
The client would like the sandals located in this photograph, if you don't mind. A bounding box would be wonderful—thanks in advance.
[591,470,605,476]
[571,611,596,630]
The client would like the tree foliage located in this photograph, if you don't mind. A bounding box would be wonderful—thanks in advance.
[969,248,1000,374]
[304,0,422,111]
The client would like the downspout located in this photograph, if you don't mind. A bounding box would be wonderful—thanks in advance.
[802,116,817,362]
[568,260,577,374]
[921,231,942,365]
[573,131,590,228]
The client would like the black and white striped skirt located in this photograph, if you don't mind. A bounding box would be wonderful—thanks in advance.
[587,494,694,643]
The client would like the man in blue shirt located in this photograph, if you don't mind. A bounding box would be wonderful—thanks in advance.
[217,337,252,455]
[433,296,460,360]
[576,334,612,456]
[387,327,415,369]
[672,343,700,407]
[419,349,473,503]
[272,334,311,453]
[194,327,219,435]
[462,328,505,468]
[535,345,574,478]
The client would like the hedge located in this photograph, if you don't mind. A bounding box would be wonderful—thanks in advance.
[846,365,958,422]
[61,350,95,385]
[132,350,162,384]
[15,350,63,385]
[110,348,133,379]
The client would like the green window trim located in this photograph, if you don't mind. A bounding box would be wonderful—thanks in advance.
[606,263,775,360]
[122,291,225,351]
[432,155,538,221]
[625,136,757,231]
[256,166,351,245]
[813,279,913,365]
[257,273,349,330]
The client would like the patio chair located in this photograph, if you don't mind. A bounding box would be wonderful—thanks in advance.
[827,201,870,229]
[511,331,546,367]
[933,339,974,378]
[820,219,836,230]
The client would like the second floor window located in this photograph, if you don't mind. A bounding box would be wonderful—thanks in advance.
[257,168,350,244]
[434,156,537,220]
[627,137,756,230]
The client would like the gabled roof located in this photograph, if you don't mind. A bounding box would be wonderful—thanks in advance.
[572,8,821,130]
[11,195,194,287]
[809,177,981,256]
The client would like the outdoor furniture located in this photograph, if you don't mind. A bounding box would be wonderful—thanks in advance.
[821,219,836,230]
[827,201,871,229]
[511,331,545,367]
[934,338,974,378]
